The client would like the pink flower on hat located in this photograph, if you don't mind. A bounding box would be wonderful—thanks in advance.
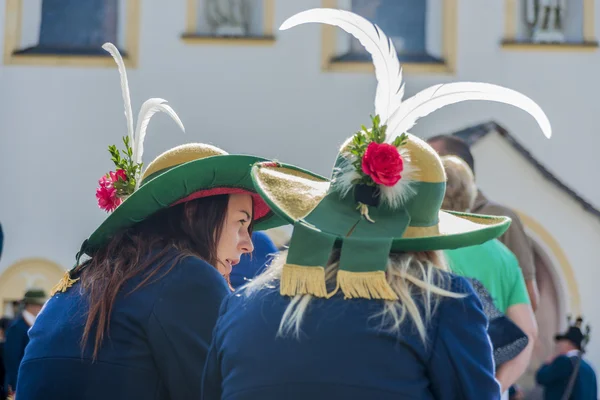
[96,170,127,212]
[96,184,122,212]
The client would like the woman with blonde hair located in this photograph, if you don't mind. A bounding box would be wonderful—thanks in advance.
[202,8,551,399]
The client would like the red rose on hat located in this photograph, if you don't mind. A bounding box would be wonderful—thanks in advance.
[110,169,127,183]
[361,142,404,187]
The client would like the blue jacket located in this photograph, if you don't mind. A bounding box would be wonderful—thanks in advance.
[536,354,597,400]
[202,274,501,399]
[16,250,230,400]
[3,316,29,393]
[229,232,278,289]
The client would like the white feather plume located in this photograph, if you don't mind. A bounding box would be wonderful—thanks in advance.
[102,43,135,144]
[279,8,404,123]
[103,42,186,191]
[386,82,552,142]
[133,98,186,168]
[331,156,361,198]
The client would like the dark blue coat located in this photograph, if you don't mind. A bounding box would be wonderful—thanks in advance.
[3,316,29,393]
[202,274,501,400]
[229,232,278,289]
[536,354,597,400]
[16,250,230,400]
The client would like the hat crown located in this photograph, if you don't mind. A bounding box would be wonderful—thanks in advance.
[334,133,446,229]
[141,143,228,184]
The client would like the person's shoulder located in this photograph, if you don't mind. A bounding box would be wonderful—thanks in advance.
[166,253,225,286]
[431,270,476,298]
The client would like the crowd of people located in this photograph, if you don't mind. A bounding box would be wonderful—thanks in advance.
[0,6,597,400]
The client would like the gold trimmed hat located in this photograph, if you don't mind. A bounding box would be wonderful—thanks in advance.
[249,8,552,301]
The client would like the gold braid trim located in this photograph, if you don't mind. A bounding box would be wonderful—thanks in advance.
[280,264,327,298]
[50,271,80,296]
[337,270,398,301]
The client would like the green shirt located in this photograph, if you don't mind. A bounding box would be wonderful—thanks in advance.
[445,239,530,313]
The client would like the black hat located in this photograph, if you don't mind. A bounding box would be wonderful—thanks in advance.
[22,288,48,306]
[555,315,591,351]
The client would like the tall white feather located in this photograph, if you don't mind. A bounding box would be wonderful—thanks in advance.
[133,98,186,173]
[102,43,135,144]
[386,82,552,141]
[280,8,404,123]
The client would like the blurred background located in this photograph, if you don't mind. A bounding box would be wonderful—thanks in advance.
[0,0,599,397]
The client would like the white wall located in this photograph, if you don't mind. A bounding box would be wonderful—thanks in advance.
[0,0,598,275]
[474,133,600,365]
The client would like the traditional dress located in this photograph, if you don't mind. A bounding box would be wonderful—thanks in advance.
[201,7,551,400]
[14,44,281,400]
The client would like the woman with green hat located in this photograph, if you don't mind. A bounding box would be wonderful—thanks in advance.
[15,44,281,400]
[201,8,551,400]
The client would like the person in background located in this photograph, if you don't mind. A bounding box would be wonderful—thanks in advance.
[536,316,597,400]
[0,317,13,400]
[229,231,278,289]
[440,155,538,397]
[3,289,47,396]
[427,134,540,311]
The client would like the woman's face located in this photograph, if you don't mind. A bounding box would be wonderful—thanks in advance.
[215,194,255,276]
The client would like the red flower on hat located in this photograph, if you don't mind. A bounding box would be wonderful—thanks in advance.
[96,183,122,212]
[361,142,404,187]
[96,169,127,212]
[111,169,127,183]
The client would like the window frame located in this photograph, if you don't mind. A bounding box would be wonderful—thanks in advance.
[3,0,141,68]
[181,0,276,46]
[501,0,599,51]
[320,0,457,75]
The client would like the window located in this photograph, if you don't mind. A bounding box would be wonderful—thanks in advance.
[3,0,140,67]
[182,0,275,45]
[502,0,598,51]
[321,0,457,74]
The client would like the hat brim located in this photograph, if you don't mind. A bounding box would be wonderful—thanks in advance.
[251,162,511,252]
[86,155,285,255]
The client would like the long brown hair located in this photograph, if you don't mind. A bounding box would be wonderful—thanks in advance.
[78,194,239,358]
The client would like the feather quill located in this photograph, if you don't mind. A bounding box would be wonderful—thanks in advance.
[386,82,552,141]
[280,8,404,123]
[133,98,186,168]
[102,43,135,144]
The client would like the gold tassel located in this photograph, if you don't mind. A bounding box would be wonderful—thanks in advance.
[337,270,398,301]
[50,272,80,296]
[357,203,375,223]
[280,264,327,298]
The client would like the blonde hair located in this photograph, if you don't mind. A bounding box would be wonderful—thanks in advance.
[440,155,478,212]
[243,249,465,343]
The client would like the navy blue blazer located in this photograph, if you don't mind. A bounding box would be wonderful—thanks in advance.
[16,250,230,400]
[3,316,29,393]
[536,354,598,400]
[202,273,500,400]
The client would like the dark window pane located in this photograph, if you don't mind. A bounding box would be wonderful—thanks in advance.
[351,0,427,57]
[38,0,118,50]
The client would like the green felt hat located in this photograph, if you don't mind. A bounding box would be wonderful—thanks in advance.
[23,288,48,305]
[252,8,552,301]
[50,44,283,296]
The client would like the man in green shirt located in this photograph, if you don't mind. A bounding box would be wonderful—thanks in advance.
[441,155,538,398]
[446,240,530,313]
